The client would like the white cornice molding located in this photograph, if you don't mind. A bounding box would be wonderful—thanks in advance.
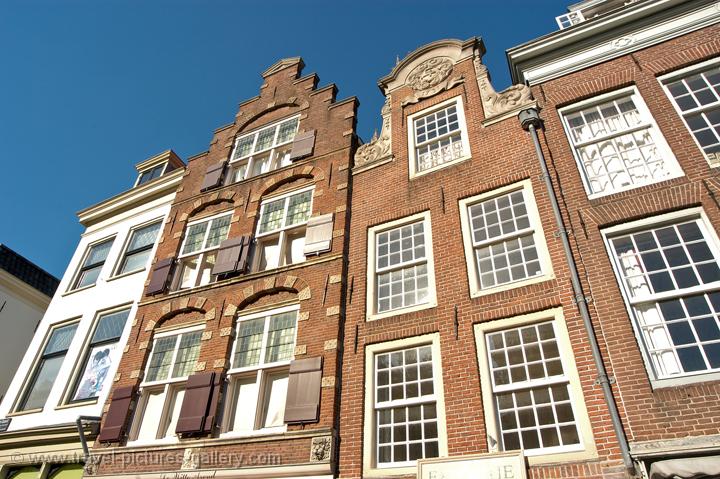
[0,269,52,310]
[77,168,184,227]
[507,0,720,85]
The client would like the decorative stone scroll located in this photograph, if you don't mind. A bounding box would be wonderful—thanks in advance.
[401,57,464,106]
[473,52,534,123]
[354,96,393,170]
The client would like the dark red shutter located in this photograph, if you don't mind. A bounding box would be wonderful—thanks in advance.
[284,357,323,424]
[146,258,173,295]
[236,236,252,273]
[98,385,136,443]
[211,236,248,276]
[200,163,225,192]
[175,372,215,435]
[203,372,224,434]
[289,130,316,161]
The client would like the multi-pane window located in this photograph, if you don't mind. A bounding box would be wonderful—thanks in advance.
[555,10,584,29]
[72,238,114,290]
[662,61,720,165]
[117,221,162,275]
[229,116,299,183]
[254,188,312,271]
[606,215,720,380]
[464,186,544,291]
[18,322,78,411]
[174,213,232,290]
[375,220,429,314]
[561,89,681,196]
[130,328,203,443]
[410,98,470,175]
[136,163,167,186]
[485,322,581,453]
[70,308,130,402]
[374,345,439,467]
[222,308,297,435]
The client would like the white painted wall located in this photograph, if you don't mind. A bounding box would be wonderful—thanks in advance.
[0,190,176,432]
[0,274,49,404]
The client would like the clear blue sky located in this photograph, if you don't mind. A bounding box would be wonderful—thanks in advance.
[0,0,569,279]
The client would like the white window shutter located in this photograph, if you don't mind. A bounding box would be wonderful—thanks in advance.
[303,213,334,255]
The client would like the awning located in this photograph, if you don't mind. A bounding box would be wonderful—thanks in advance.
[48,464,84,479]
[650,455,720,478]
[6,467,40,479]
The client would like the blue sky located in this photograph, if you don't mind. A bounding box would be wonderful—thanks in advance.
[0,0,569,279]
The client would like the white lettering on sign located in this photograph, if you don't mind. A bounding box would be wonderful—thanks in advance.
[418,451,526,479]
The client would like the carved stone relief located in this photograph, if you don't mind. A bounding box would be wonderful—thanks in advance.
[181,448,200,470]
[354,96,392,169]
[473,51,534,121]
[401,57,464,107]
[310,436,332,462]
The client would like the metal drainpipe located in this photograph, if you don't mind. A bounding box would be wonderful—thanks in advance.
[76,416,102,461]
[518,107,635,473]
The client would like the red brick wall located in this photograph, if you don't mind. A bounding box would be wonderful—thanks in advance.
[533,24,720,449]
[92,60,357,476]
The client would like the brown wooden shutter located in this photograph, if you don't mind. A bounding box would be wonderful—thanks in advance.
[200,162,225,192]
[303,213,334,255]
[146,258,173,295]
[211,237,245,276]
[288,130,316,161]
[284,357,323,424]
[175,372,215,435]
[98,385,136,443]
[236,236,252,273]
[203,372,224,434]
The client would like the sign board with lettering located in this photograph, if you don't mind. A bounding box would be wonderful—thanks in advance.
[418,451,527,479]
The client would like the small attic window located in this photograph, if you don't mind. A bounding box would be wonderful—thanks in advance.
[556,10,584,29]
[136,163,168,186]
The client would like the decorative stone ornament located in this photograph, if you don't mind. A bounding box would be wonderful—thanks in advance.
[310,436,332,462]
[181,448,199,470]
[473,51,535,124]
[401,57,464,106]
[354,96,393,170]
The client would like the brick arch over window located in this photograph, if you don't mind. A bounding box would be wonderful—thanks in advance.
[250,165,326,204]
[235,274,311,312]
[183,190,238,221]
[235,102,300,134]
[145,295,218,332]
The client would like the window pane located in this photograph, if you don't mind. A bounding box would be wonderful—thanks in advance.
[259,199,285,234]
[258,237,280,271]
[161,388,186,439]
[286,230,306,265]
[254,126,276,152]
[276,118,298,144]
[85,240,113,267]
[146,336,177,382]
[45,323,79,355]
[206,216,231,249]
[172,332,202,378]
[265,312,296,363]
[128,222,162,253]
[377,221,425,270]
[92,309,131,343]
[285,191,312,226]
[229,376,259,432]
[234,318,265,368]
[21,355,65,410]
[376,264,428,313]
[182,223,208,255]
[135,389,165,441]
[76,266,102,289]
[233,136,254,160]
[261,373,289,428]
[119,249,153,274]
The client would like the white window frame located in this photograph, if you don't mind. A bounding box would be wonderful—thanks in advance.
[407,96,472,178]
[253,186,314,272]
[459,179,554,297]
[227,115,300,184]
[555,10,584,29]
[366,211,437,321]
[219,304,299,439]
[362,333,448,477]
[659,57,720,168]
[602,207,720,387]
[474,308,597,465]
[127,324,205,446]
[134,162,168,187]
[112,218,164,277]
[173,211,233,290]
[558,86,682,199]
[68,235,116,292]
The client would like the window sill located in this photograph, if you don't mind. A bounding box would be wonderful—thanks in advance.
[649,370,720,390]
[409,155,472,179]
[7,407,43,417]
[126,437,181,448]
[55,398,99,410]
[363,463,419,477]
[524,445,598,466]
[469,273,555,299]
[218,426,287,440]
[366,300,437,322]
[62,283,96,297]
[107,268,147,282]
[585,171,685,200]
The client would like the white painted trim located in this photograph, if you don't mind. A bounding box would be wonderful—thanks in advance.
[362,333,448,477]
[458,179,555,298]
[366,211,438,321]
[66,234,117,293]
[558,86,683,198]
[601,207,720,388]
[407,96,472,179]
[473,308,598,465]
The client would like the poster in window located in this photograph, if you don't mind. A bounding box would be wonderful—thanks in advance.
[73,344,116,401]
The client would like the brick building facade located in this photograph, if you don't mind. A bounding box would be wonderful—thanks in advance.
[89,58,358,479]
